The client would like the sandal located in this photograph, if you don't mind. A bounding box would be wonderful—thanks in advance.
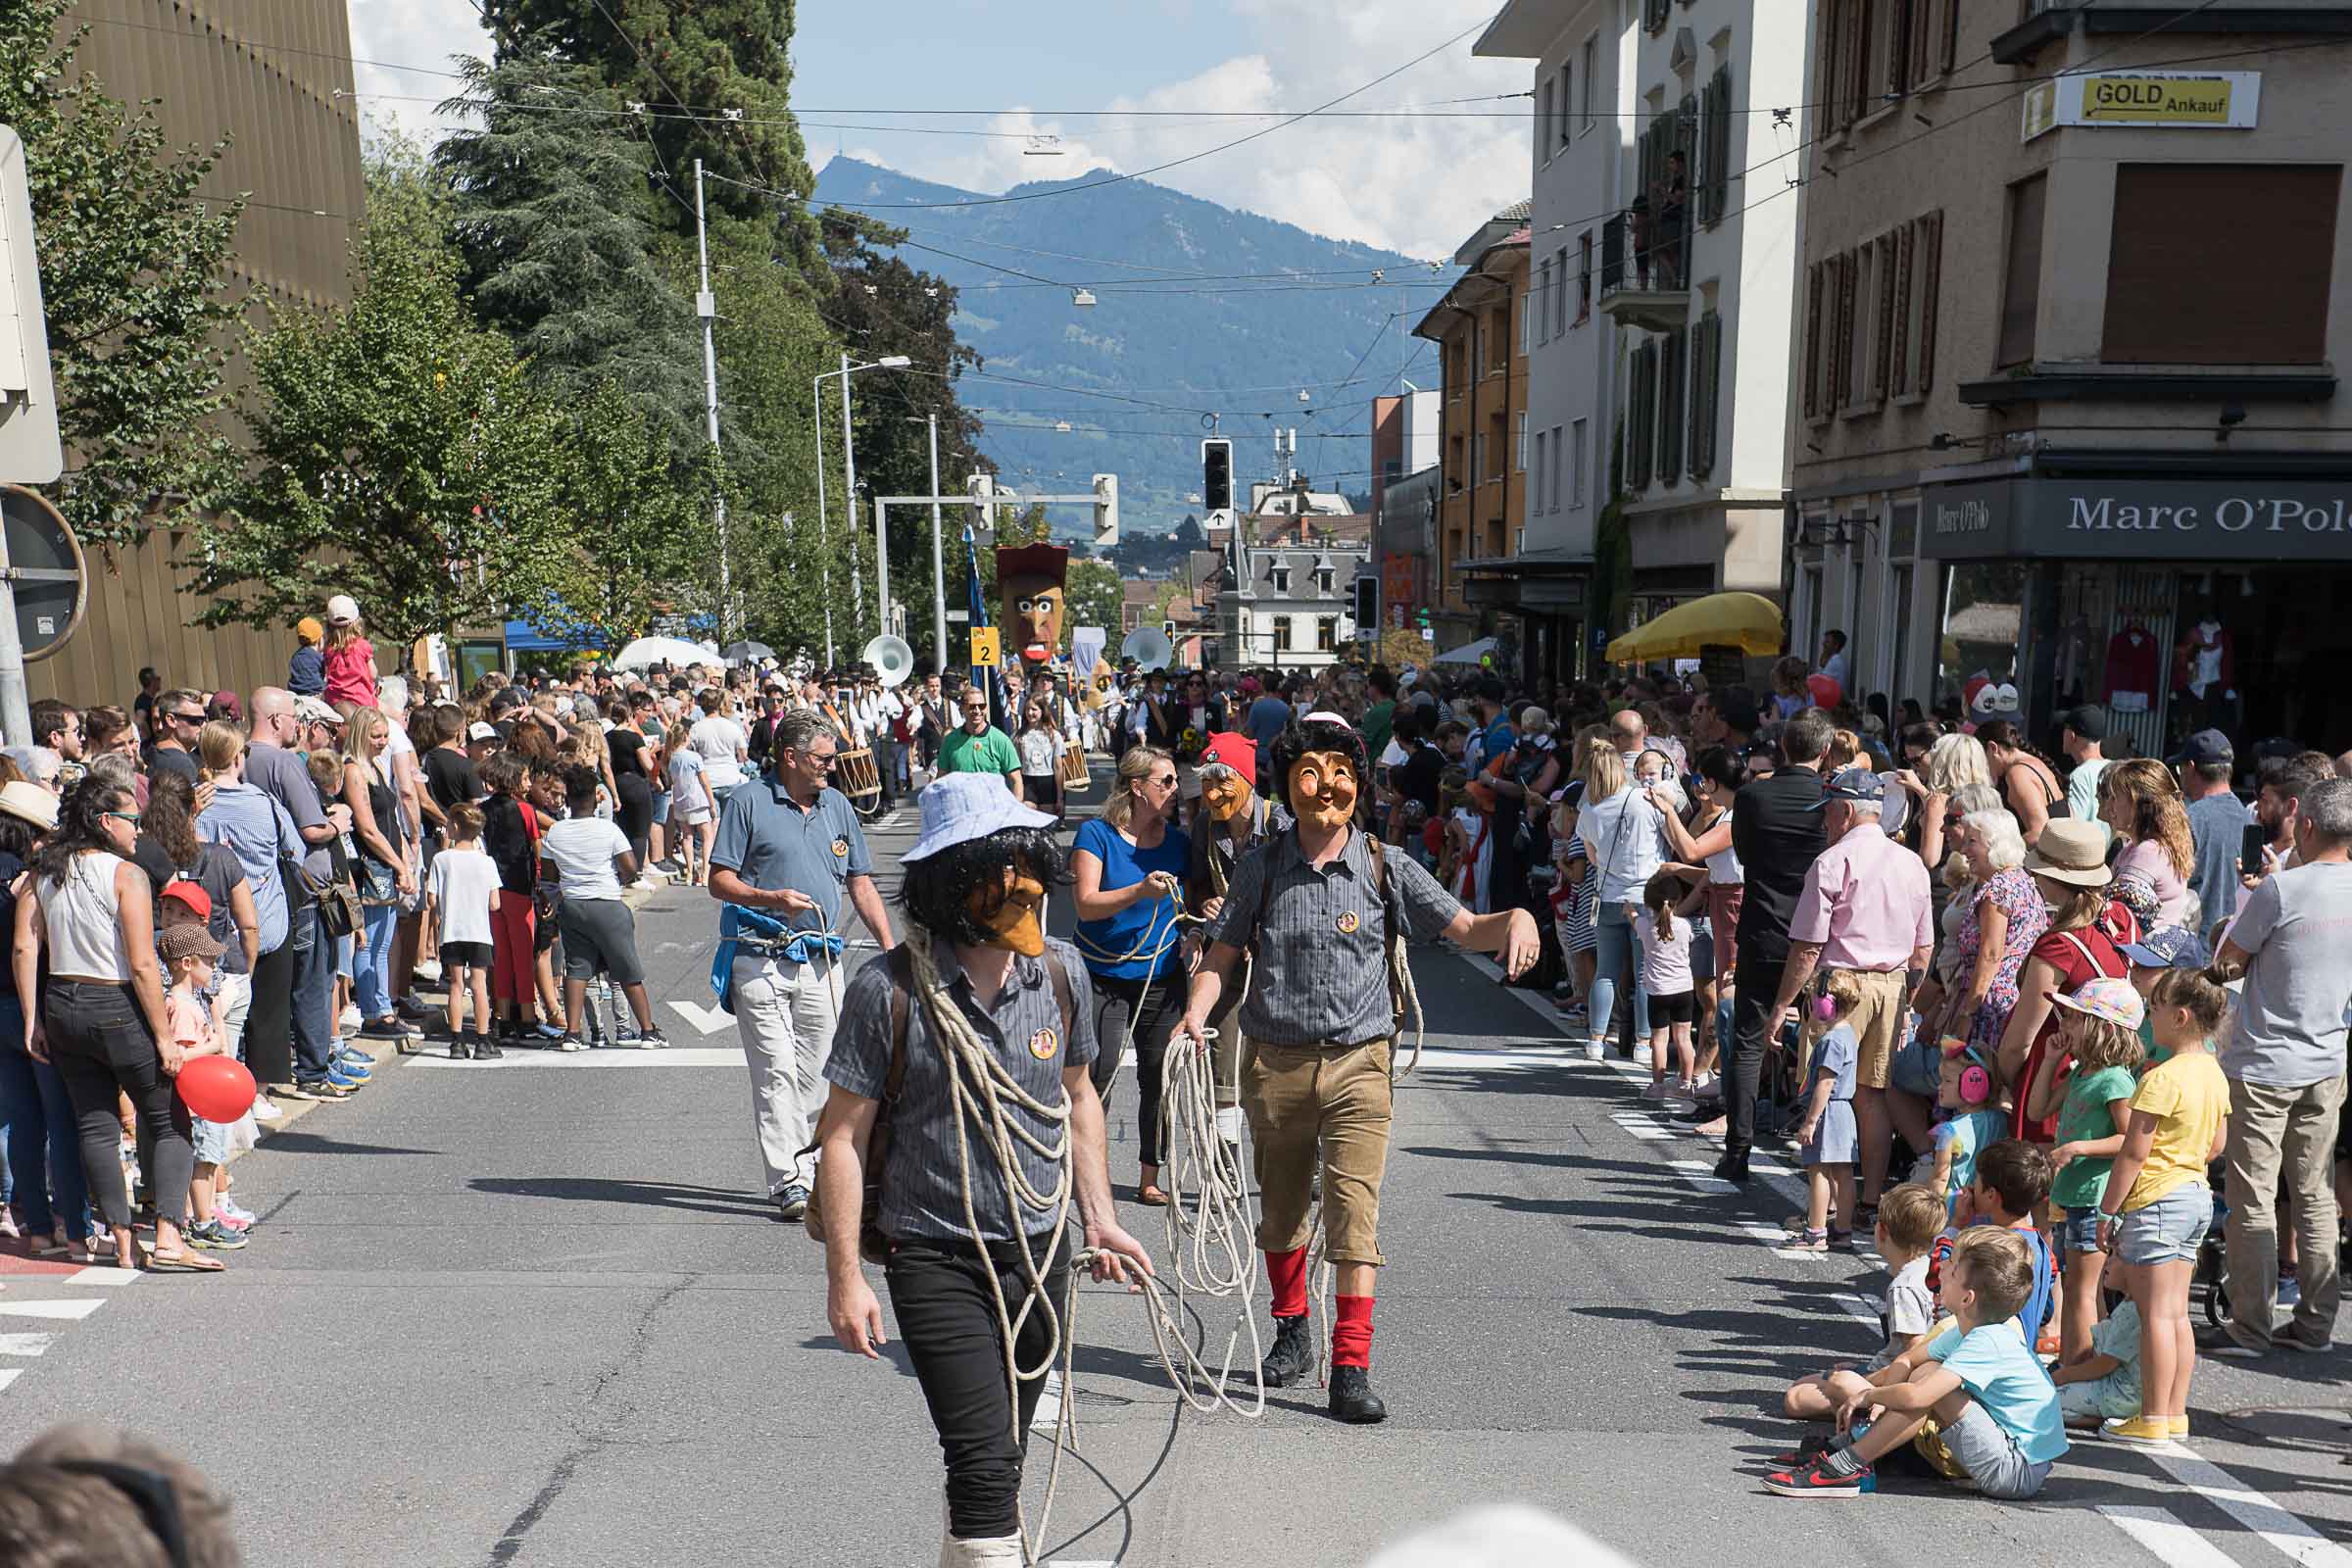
[142,1248,225,1274]
[1137,1184,1170,1207]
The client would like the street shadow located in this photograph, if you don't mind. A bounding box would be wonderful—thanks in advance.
[247,1132,440,1157]
[467,1176,777,1217]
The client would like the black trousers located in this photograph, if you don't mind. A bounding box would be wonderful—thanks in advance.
[1089,967,1182,1167]
[44,979,192,1230]
[885,1234,1074,1541]
[1723,948,1788,1159]
[243,937,294,1089]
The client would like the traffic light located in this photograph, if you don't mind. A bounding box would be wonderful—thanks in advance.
[1350,574,1379,631]
[1092,472,1118,547]
[965,471,995,530]
[1200,438,1234,514]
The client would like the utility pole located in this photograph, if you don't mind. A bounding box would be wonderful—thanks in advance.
[808,383,837,668]
[693,160,730,643]
[839,352,863,644]
[927,413,949,677]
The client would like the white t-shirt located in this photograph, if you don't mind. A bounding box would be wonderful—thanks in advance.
[689,715,748,789]
[426,845,502,946]
[541,815,632,902]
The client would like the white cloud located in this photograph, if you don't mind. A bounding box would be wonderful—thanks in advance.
[846,0,1528,257]
[345,0,490,149]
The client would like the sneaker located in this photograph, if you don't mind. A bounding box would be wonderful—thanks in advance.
[338,1004,362,1033]
[251,1094,283,1122]
[2195,1324,2272,1358]
[1772,1433,1838,1467]
[1640,1080,1671,1102]
[329,1057,372,1083]
[412,958,443,983]
[395,995,434,1021]
[2278,1276,2303,1309]
[448,1037,473,1061]
[2101,1415,2175,1446]
[324,1066,367,1093]
[773,1183,810,1221]
[635,1029,670,1051]
[1763,1455,1875,1496]
[2172,1414,2192,1439]
[281,1079,345,1102]
[1690,1072,1721,1100]
[555,1033,587,1053]
[2279,1323,2331,1354]
[338,1046,376,1068]
[184,1218,249,1250]
[358,1016,409,1041]
[1583,1038,1606,1063]
[217,1198,257,1229]
[532,1021,566,1042]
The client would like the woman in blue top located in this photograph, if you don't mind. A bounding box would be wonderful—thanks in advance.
[1072,745,1192,1205]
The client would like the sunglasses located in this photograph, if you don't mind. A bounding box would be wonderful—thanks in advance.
[171,710,205,724]
[105,809,141,826]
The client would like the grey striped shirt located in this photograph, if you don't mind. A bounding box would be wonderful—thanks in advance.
[1207,827,1462,1046]
[826,936,1097,1245]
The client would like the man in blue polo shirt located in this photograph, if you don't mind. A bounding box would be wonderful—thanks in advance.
[710,709,898,1220]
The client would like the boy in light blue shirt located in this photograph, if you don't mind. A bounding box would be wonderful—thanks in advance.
[1766,1225,2067,1499]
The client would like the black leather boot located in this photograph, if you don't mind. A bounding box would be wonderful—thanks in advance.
[1328,1365,1388,1423]
[1713,1149,1750,1185]
[1260,1314,1312,1388]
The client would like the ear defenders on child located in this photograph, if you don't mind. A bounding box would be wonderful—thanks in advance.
[1940,1034,1993,1105]
[1813,995,1840,1023]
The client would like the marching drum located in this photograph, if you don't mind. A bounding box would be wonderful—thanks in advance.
[835,746,883,813]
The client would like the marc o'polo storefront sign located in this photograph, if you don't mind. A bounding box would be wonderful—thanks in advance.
[1925,477,2352,561]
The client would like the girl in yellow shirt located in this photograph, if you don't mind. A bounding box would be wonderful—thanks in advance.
[2096,966,2232,1446]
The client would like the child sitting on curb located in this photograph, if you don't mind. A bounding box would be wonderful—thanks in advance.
[1766,1226,2068,1499]
[2053,1259,2143,1429]
[1784,1183,1944,1421]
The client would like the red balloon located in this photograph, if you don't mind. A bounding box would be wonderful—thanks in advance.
[175,1056,256,1123]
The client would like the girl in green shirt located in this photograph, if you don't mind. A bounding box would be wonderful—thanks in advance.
[2037,979,2145,1368]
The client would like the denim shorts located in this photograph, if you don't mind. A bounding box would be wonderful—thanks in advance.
[652,789,671,826]
[190,1114,231,1165]
[2120,1180,2213,1266]
[2061,1204,2106,1255]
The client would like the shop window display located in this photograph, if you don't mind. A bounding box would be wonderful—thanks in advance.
[1936,562,2026,720]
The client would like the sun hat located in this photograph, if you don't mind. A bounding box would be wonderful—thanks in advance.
[325,593,361,625]
[902,772,1056,864]
[2023,818,2110,886]
[1807,765,1886,808]
[294,695,342,726]
[2048,975,2145,1031]
[159,920,226,964]
[0,779,57,832]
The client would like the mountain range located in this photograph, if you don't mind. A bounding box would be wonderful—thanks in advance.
[811,156,1444,541]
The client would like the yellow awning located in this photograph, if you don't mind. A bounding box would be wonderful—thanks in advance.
[1605,591,1784,662]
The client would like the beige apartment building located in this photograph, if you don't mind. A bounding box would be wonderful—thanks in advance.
[35,2,367,706]
[1790,1,2352,758]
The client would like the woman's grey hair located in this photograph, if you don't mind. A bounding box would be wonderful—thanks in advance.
[1947,782,2003,818]
[1962,808,2029,872]
[3,746,59,784]
[84,754,137,792]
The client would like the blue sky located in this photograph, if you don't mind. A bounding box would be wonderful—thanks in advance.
[345,0,1529,257]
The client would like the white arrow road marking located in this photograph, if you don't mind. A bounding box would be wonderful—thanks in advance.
[0,1333,57,1356]
[0,1298,105,1321]
[669,999,735,1035]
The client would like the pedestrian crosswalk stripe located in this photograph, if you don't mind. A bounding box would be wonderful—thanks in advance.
[0,1369,19,1394]
[2101,1504,2245,1567]
[0,1332,56,1356]
[2143,1449,2352,1567]
[415,1047,745,1068]
[1031,1368,1061,1435]
[67,1265,140,1287]
[0,1298,104,1321]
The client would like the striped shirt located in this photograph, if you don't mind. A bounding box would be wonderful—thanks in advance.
[1207,827,1462,1046]
[825,937,1097,1245]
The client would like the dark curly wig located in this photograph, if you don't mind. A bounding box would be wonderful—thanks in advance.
[1266,717,1369,820]
[897,826,1067,948]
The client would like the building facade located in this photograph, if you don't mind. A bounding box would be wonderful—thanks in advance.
[1478,0,1802,679]
[1411,205,1531,661]
[1213,504,1370,670]
[1790,2,2352,758]
[40,2,368,706]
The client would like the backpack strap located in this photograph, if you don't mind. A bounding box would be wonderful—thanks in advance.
[884,943,913,1104]
[1044,949,1076,1047]
[1366,835,1406,1035]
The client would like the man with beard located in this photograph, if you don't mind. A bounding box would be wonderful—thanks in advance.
[1176,716,1540,1422]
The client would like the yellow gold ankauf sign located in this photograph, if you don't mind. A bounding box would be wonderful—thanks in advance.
[2023,70,2260,139]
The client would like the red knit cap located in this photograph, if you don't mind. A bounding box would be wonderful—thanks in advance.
[1199,731,1255,779]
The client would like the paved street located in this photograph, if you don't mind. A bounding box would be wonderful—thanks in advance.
[5,797,2352,1566]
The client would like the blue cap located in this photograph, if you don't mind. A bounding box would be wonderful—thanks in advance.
[902,771,1057,863]
[1807,765,1886,808]
[2121,924,2210,970]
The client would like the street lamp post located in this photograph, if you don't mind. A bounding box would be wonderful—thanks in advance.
[811,354,910,662]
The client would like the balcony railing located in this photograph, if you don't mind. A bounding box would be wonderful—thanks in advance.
[1598,204,1692,334]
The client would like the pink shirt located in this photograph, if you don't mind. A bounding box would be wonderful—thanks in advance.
[323,636,377,710]
[1788,820,1934,972]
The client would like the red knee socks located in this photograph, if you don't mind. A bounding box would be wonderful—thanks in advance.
[1265,1248,1307,1319]
[1332,1295,1374,1368]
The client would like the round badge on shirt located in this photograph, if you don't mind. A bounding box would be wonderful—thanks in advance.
[1029,1027,1058,1060]
[831,836,849,858]
[1337,909,1359,935]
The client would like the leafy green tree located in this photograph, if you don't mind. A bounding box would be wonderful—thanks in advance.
[190,149,568,662]
[434,52,704,455]
[532,379,711,646]
[1064,560,1123,651]
[0,0,242,551]
[477,0,820,260]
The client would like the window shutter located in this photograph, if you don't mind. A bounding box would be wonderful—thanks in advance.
[1939,0,1960,74]
[1888,222,1915,397]
[1816,0,1843,133]
[1872,232,1897,403]
[1703,67,1732,225]
[1916,210,1941,391]
[1833,251,1858,409]
[1630,343,1656,490]
[1907,0,1932,91]
[1690,314,1720,479]
[1659,328,1686,485]
[1841,0,1868,129]
[1803,262,1825,419]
